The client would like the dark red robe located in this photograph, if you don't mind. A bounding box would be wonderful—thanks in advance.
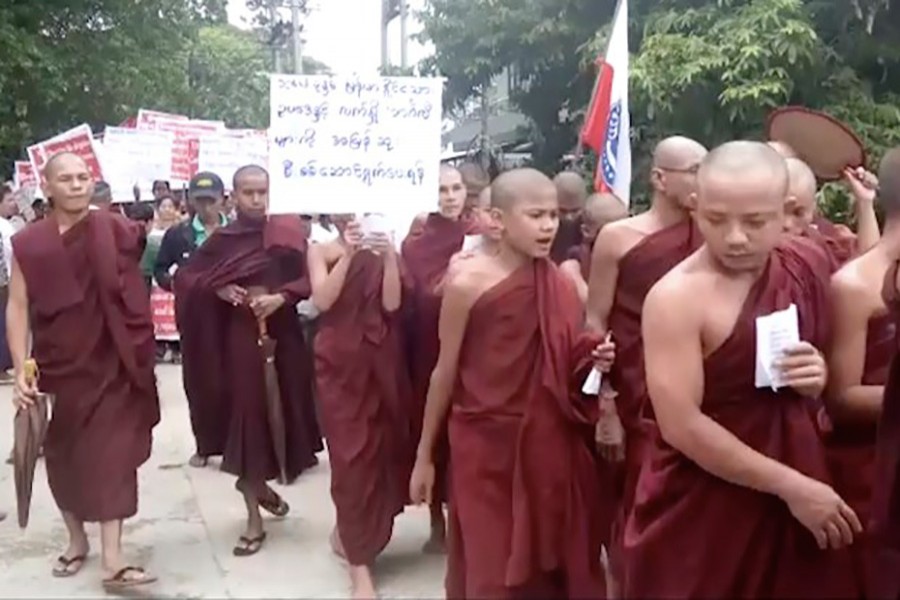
[401,213,469,501]
[624,237,857,598]
[808,215,856,271]
[12,211,159,522]
[566,238,593,281]
[550,218,583,264]
[868,262,900,599]
[606,219,701,576]
[314,251,413,566]
[174,214,322,483]
[446,260,605,599]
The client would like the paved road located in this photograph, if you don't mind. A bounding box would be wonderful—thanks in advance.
[0,365,445,598]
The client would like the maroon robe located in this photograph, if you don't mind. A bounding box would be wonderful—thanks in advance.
[446,260,605,599]
[401,213,469,501]
[314,251,413,565]
[174,214,321,483]
[624,238,857,598]
[550,218,583,264]
[566,239,593,281]
[868,262,900,598]
[12,211,159,522]
[606,218,701,575]
[808,215,856,270]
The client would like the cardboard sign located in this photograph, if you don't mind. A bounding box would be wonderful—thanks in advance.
[101,127,174,202]
[27,124,104,181]
[268,74,443,214]
[13,161,36,190]
[197,129,268,189]
[137,111,225,183]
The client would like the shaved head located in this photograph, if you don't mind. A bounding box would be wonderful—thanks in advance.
[44,152,88,180]
[585,192,627,224]
[652,136,708,169]
[650,136,708,207]
[782,158,818,235]
[477,185,491,211]
[491,168,555,211]
[696,141,788,273]
[553,171,588,210]
[233,164,268,191]
[490,168,559,258]
[879,147,900,215]
[767,140,798,159]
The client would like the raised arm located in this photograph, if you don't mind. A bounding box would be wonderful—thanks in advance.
[846,167,880,253]
[308,243,354,312]
[586,226,621,332]
[380,239,402,313]
[826,272,883,423]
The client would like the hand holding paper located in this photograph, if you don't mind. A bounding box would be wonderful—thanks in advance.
[776,341,827,398]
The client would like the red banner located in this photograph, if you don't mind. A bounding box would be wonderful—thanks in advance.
[13,161,37,189]
[27,124,104,181]
[136,110,224,182]
[150,286,179,341]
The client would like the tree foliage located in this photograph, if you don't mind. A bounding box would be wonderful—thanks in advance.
[0,0,329,177]
[419,0,900,218]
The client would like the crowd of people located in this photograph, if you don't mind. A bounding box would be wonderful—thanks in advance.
[3,134,900,600]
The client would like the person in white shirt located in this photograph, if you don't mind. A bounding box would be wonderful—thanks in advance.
[0,184,17,383]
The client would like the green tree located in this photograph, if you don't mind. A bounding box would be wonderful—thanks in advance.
[419,0,900,219]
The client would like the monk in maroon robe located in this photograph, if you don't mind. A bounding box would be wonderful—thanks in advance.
[549,171,587,264]
[783,157,880,267]
[173,165,321,557]
[308,215,412,599]
[626,141,860,598]
[560,192,627,304]
[865,148,900,598]
[411,169,615,599]
[8,153,158,590]
[585,136,707,589]
[401,165,477,552]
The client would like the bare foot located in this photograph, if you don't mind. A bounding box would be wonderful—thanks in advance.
[330,527,347,560]
[349,564,377,599]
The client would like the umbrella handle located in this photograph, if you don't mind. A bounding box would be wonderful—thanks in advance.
[258,318,268,339]
[23,359,38,387]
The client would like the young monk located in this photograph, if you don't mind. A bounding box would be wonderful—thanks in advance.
[560,193,628,304]
[8,153,159,590]
[783,157,880,264]
[550,171,588,263]
[174,165,322,557]
[864,148,900,599]
[410,168,615,598]
[401,165,473,553]
[585,135,707,587]
[625,141,860,597]
[309,214,413,599]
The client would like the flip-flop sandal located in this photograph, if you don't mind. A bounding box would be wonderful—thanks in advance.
[52,555,87,578]
[259,491,290,517]
[101,566,157,590]
[233,533,267,557]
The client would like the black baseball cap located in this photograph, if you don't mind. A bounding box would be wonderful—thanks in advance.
[188,172,225,200]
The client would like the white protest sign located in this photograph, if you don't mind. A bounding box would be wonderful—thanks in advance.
[198,130,268,189]
[100,127,174,202]
[268,74,443,215]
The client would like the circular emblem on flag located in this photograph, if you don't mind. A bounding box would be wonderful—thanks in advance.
[601,101,623,187]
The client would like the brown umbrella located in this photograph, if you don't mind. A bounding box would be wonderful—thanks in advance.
[257,315,289,485]
[14,359,51,529]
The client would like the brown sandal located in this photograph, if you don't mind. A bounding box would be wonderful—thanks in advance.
[52,555,87,578]
[233,532,267,557]
[259,491,290,518]
[101,566,157,590]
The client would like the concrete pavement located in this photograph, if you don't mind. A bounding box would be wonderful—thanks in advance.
[0,365,446,598]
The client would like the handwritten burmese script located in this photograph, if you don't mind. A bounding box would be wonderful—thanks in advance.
[268,74,443,214]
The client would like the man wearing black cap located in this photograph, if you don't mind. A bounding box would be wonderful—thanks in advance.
[154,171,228,468]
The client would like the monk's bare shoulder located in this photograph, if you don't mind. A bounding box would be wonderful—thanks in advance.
[443,254,500,309]
[646,253,705,322]
[312,239,345,267]
[831,252,887,315]
[593,213,653,263]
